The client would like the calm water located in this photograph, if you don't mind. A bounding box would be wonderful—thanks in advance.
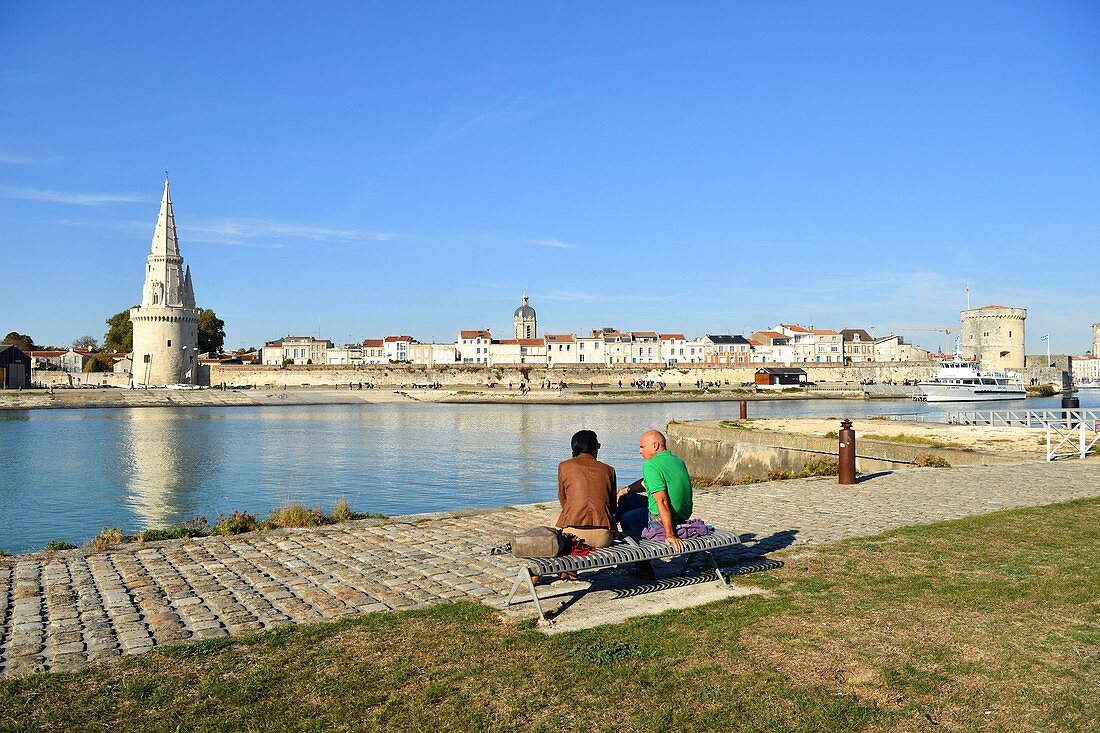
[1,394,1096,553]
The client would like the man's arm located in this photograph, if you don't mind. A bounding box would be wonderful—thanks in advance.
[652,490,684,552]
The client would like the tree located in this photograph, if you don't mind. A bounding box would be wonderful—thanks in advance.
[72,335,99,351]
[103,309,135,353]
[83,353,115,372]
[2,332,37,351]
[198,308,226,354]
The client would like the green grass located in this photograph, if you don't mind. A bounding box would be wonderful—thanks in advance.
[2,499,1096,732]
[863,432,971,450]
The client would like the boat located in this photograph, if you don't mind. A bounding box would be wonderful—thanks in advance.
[1076,380,1100,391]
[916,354,1026,403]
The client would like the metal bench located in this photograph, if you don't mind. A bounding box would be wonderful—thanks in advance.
[504,530,744,624]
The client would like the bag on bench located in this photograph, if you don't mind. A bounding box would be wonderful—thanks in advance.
[511,526,570,557]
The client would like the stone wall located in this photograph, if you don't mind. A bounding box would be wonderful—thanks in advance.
[209,362,940,389]
[666,420,1016,485]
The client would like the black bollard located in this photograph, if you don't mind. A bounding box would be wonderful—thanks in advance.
[838,419,856,485]
[1062,395,1080,428]
[739,400,748,420]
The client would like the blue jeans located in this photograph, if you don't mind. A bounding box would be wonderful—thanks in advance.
[617,492,657,540]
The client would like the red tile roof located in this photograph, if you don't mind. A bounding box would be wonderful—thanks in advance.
[659,333,687,341]
[384,335,413,342]
[781,324,812,333]
[544,334,574,342]
[361,339,384,348]
[459,330,491,339]
[812,329,840,335]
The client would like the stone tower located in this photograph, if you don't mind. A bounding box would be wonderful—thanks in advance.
[513,292,537,340]
[129,178,200,385]
[961,305,1026,371]
[1093,323,1100,356]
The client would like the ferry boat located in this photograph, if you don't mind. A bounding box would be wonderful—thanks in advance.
[916,355,1026,403]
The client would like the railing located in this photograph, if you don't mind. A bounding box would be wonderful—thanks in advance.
[946,410,1098,461]
[863,384,922,397]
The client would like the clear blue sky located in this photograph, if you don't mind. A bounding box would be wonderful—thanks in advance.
[2,2,1098,353]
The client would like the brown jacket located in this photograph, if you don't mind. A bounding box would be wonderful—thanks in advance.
[556,453,617,530]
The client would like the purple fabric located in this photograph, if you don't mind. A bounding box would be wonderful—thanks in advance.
[641,518,713,542]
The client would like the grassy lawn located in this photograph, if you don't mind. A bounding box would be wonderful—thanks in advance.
[1,499,1096,733]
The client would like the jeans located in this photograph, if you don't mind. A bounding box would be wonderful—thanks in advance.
[617,492,654,540]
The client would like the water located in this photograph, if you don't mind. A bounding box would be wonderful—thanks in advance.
[2,394,1096,553]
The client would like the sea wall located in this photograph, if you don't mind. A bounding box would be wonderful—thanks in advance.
[209,362,941,389]
[666,420,1016,485]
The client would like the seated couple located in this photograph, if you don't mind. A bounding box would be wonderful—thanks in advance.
[555,428,693,554]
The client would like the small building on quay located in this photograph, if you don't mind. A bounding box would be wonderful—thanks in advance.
[754,367,807,388]
[0,344,32,389]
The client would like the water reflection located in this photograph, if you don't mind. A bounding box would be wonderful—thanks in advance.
[2,393,1096,552]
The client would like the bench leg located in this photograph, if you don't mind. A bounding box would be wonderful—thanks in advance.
[504,568,551,625]
[705,551,731,589]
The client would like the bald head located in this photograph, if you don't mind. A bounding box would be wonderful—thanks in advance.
[638,430,666,460]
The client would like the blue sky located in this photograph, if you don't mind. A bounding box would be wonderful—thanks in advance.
[2,2,1098,353]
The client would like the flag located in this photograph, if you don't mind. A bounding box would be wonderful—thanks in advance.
[1040,334,1049,341]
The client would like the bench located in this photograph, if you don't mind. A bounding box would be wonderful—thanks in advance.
[504,530,744,624]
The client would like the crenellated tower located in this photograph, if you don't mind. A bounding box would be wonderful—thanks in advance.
[961,304,1026,371]
[129,178,200,385]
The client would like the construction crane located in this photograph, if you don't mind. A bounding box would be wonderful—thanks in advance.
[887,326,963,356]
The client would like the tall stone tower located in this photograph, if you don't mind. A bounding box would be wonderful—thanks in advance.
[130,178,200,385]
[961,305,1026,371]
[513,292,537,340]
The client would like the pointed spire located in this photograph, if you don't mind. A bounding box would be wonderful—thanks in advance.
[149,176,180,258]
[183,265,196,308]
[521,290,529,305]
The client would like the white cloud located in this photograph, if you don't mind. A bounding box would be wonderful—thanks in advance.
[1,186,144,205]
[182,219,395,247]
[529,238,577,250]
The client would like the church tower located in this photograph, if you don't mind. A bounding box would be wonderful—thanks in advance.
[513,292,537,340]
[129,178,200,385]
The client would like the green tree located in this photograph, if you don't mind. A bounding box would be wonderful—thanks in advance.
[198,308,226,354]
[2,332,37,351]
[103,309,135,353]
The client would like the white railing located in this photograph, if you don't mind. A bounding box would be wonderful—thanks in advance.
[863,384,922,397]
[945,409,1098,461]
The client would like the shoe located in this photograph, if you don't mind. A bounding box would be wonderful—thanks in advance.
[558,571,580,582]
[629,562,656,581]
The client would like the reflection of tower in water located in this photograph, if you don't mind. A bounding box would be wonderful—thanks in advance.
[120,409,210,528]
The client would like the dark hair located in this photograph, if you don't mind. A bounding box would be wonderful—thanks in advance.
[571,430,600,457]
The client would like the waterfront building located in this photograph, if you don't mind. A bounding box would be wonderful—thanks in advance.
[383,335,415,363]
[812,329,843,363]
[961,304,1026,371]
[628,332,661,364]
[1071,355,1100,383]
[0,344,31,389]
[773,324,816,363]
[874,334,931,362]
[574,334,605,365]
[261,336,334,365]
[660,334,705,366]
[408,342,457,367]
[129,178,201,386]
[600,329,632,365]
[325,345,362,365]
[749,331,793,364]
[1093,323,1100,356]
[456,330,492,364]
[703,334,752,364]
[513,292,537,340]
[841,329,876,364]
[488,338,545,366]
[59,349,95,373]
[545,334,580,366]
[360,339,387,364]
[27,350,64,371]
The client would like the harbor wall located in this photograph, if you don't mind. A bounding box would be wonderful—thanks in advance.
[208,362,941,389]
[666,420,1018,485]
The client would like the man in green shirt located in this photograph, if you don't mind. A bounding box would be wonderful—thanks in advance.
[616,429,693,553]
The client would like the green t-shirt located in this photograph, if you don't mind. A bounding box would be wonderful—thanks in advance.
[642,450,693,525]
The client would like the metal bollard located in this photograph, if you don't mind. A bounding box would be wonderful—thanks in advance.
[1062,395,1080,429]
[838,419,856,485]
[739,400,748,420]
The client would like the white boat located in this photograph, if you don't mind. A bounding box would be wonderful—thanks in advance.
[916,355,1026,403]
[1076,381,1100,391]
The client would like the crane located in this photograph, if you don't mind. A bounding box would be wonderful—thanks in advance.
[887,326,963,356]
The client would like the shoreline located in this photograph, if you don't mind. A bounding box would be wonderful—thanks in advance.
[0,386,867,411]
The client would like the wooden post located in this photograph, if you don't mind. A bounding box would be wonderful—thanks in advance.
[838,419,856,485]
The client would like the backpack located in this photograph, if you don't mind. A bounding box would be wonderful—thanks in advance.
[511,526,570,557]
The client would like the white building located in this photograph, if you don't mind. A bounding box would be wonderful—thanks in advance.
[383,335,414,363]
[1071,356,1100,383]
[749,331,793,364]
[774,324,816,364]
[360,339,387,364]
[575,334,605,365]
[660,334,705,365]
[488,338,546,365]
[811,329,843,363]
[545,334,580,366]
[456,330,492,365]
[129,178,201,385]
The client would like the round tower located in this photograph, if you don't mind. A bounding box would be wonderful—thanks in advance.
[961,305,1026,372]
[130,178,201,386]
[513,292,537,340]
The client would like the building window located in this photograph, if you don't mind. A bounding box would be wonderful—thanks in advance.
[167,339,172,347]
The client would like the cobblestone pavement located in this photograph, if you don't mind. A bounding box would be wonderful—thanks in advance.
[1,460,1096,678]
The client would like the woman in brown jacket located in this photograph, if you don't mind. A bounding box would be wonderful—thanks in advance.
[555,430,617,548]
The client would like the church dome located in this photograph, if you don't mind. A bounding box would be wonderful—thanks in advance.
[514,292,535,319]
